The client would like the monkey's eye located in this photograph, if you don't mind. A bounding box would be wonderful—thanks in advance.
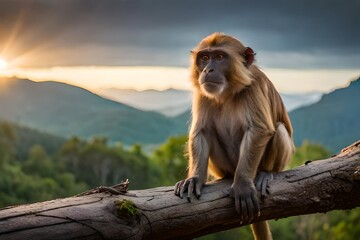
[200,55,210,61]
[216,54,224,60]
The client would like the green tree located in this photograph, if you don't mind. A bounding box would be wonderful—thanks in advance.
[23,145,55,178]
[125,143,155,188]
[59,136,85,171]
[0,121,15,166]
[0,129,87,207]
[59,136,155,189]
[152,135,188,185]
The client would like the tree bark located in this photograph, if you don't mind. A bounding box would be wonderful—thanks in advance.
[1,141,360,240]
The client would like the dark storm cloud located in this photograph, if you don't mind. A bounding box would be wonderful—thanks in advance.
[0,0,359,68]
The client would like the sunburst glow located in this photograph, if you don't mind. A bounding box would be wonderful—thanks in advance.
[0,58,8,70]
[4,66,359,93]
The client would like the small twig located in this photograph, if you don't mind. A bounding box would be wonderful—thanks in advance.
[76,179,135,197]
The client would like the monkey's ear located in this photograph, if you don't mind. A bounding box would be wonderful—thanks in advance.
[244,47,255,67]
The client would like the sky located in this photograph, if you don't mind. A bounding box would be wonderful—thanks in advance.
[0,0,359,93]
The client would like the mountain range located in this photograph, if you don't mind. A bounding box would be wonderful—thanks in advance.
[97,88,322,117]
[290,78,360,152]
[0,76,359,152]
[0,78,186,145]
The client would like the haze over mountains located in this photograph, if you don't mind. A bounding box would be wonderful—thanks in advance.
[97,88,191,117]
[97,88,322,117]
[0,77,359,152]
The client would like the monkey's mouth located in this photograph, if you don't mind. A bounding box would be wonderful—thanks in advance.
[201,81,224,93]
[202,81,223,90]
[202,81,222,90]
[201,79,223,85]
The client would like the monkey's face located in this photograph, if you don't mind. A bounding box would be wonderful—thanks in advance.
[196,49,230,97]
[191,33,254,98]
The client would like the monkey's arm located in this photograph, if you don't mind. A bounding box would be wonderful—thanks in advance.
[174,127,210,202]
[230,127,275,222]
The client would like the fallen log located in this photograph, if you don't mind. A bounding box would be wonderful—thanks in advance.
[0,140,359,240]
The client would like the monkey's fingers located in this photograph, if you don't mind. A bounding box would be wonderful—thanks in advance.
[240,198,247,224]
[179,179,189,199]
[175,180,185,196]
[174,181,180,195]
[252,194,261,217]
[255,171,273,197]
[246,196,255,222]
[262,172,273,197]
[175,180,184,196]
[261,178,268,197]
[255,172,265,191]
[187,180,195,202]
[234,194,241,215]
[195,182,201,199]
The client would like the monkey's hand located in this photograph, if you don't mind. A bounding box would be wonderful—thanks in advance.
[174,176,204,202]
[255,171,273,198]
[230,179,260,223]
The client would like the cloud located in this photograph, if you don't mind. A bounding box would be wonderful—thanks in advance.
[0,0,359,68]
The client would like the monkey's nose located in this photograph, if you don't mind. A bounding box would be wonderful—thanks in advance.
[204,69,214,74]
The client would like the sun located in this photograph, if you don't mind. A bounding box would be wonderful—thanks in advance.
[0,58,8,70]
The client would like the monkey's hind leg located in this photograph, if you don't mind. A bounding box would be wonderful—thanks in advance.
[256,122,295,196]
[251,221,272,240]
[271,122,295,171]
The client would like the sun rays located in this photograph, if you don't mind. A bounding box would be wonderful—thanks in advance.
[0,58,8,70]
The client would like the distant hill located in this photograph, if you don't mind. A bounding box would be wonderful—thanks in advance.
[281,93,322,112]
[97,88,192,117]
[290,77,360,153]
[97,88,322,117]
[0,119,65,160]
[0,78,186,145]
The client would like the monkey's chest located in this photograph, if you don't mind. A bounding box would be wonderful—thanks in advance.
[213,119,244,162]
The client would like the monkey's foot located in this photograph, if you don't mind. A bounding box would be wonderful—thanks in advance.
[254,171,273,197]
[174,177,203,202]
[230,180,260,223]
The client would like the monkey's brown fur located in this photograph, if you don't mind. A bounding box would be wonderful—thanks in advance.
[175,33,295,240]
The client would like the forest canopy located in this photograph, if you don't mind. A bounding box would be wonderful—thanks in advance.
[0,121,359,239]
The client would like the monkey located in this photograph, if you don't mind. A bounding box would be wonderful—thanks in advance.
[174,33,295,240]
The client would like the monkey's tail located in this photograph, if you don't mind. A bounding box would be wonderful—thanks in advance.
[251,221,272,240]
